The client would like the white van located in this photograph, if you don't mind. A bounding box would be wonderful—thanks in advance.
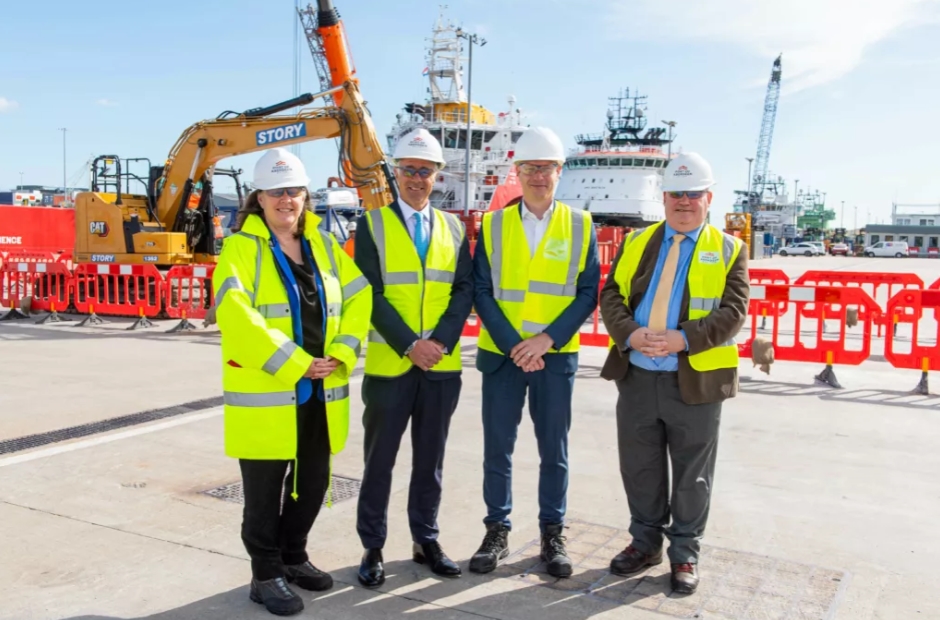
[863,241,909,258]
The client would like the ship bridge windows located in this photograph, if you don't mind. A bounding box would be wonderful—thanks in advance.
[597,158,609,166]
[587,158,597,167]
[441,129,495,150]
[511,131,524,144]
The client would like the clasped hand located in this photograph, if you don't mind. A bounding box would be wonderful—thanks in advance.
[628,328,686,358]
[304,356,340,380]
[408,339,445,371]
[509,333,553,373]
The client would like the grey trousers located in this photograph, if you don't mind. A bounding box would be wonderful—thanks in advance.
[615,366,722,564]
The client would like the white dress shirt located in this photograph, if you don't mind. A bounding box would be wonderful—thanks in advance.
[521,200,554,256]
[398,199,432,242]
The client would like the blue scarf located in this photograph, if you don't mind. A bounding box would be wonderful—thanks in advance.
[268,232,328,405]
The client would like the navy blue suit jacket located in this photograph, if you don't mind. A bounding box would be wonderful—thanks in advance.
[473,204,600,375]
[354,201,474,380]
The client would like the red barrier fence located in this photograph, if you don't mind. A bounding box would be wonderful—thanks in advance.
[884,289,940,381]
[72,264,164,318]
[165,265,215,320]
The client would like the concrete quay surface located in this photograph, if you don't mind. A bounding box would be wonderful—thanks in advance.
[1,254,939,620]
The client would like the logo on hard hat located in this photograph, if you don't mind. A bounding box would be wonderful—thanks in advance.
[408,137,426,146]
[271,160,293,174]
[673,165,693,177]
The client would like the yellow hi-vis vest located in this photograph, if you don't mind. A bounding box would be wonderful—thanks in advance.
[212,213,372,461]
[478,201,592,354]
[363,205,465,377]
[611,221,743,371]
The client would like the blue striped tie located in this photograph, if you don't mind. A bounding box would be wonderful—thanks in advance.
[413,212,428,262]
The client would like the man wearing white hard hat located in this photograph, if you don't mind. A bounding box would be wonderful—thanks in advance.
[212,148,372,615]
[469,126,600,578]
[352,127,473,586]
[599,152,749,594]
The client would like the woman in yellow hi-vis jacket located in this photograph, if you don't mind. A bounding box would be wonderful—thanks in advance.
[213,148,371,617]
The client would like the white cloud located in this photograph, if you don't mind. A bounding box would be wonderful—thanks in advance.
[0,97,19,112]
[96,98,119,107]
[605,0,940,94]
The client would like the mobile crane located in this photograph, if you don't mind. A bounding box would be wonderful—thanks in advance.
[73,0,395,267]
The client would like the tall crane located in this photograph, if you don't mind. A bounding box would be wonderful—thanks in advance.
[749,54,782,210]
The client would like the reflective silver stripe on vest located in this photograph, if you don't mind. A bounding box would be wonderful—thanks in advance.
[489,208,507,300]
[522,320,548,334]
[320,231,339,278]
[444,212,464,253]
[385,271,420,285]
[253,237,263,302]
[262,340,299,375]
[333,334,362,357]
[224,391,296,407]
[565,209,586,286]
[528,280,576,297]
[258,303,291,318]
[323,384,349,402]
[216,276,247,307]
[689,297,721,312]
[495,288,526,302]
[368,330,387,344]
[342,275,368,298]
[426,269,454,284]
[327,302,342,317]
[721,337,737,347]
[722,234,737,268]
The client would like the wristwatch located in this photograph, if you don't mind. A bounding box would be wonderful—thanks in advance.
[404,340,418,355]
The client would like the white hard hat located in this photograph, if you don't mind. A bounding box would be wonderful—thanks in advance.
[513,126,566,163]
[253,148,310,191]
[392,128,446,166]
[662,152,716,192]
[346,220,357,232]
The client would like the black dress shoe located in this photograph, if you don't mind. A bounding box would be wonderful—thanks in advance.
[413,541,461,577]
[249,577,304,616]
[285,561,333,591]
[610,544,663,576]
[358,548,385,587]
[671,563,699,594]
[540,524,573,578]
[469,523,510,574]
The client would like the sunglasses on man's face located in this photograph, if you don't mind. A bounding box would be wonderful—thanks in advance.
[668,191,704,200]
[517,163,560,176]
[397,166,436,179]
[264,187,306,198]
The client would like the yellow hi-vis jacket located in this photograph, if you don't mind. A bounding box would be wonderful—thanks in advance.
[363,205,465,377]
[212,212,372,463]
[478,201,592,354]
[611,221,743,371]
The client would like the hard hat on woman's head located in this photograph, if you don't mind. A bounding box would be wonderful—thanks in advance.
[663,152,716,192]
[253,148,311,190]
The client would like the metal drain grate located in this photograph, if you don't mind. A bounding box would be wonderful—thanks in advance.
[205,474,361,506]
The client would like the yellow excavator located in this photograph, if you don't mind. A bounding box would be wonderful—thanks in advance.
[73,0,395,267]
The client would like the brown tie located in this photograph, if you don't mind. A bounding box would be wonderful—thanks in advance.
[647,233,686,332]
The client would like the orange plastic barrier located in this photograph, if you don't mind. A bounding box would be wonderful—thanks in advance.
[3,250,57,264]
[749,269,790,325]
[597,241,617,267]
[165,265,215,320]
[793,270,924,334]
[884,289,940,393]
[72,264,164,318]
[580,264,611,347]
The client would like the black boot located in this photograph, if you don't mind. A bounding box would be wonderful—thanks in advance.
[285,561,333,591]
[413,541,461,577]
[249,577,304,616]
[540,523,573,578]
[469,523,510,574]
[358,548,385,587]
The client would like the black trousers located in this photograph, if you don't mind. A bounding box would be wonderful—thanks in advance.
[239,397,331,581]
[356,368,461,549]
[615,367,722,564]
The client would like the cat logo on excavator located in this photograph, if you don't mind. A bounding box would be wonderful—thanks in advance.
[89,221,110,237]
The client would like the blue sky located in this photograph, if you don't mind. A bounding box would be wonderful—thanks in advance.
[2,0,939,227]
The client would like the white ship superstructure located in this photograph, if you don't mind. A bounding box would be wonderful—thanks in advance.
[386,11,526,213]
[556,89,675,226]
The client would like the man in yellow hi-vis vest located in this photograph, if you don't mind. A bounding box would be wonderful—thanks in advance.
[599,152,749,595]
[469,127,600,579]
[353,128,473,587]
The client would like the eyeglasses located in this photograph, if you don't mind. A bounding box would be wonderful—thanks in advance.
[668,191,705,200]
[396,166,436,179]
[264,187,306,198]
[517,163,560,176]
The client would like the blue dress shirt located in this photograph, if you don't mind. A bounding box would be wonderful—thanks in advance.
[628,222,702,371]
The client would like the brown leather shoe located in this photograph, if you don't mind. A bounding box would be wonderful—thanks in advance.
[671,563,699,594]
[609,545,663,576]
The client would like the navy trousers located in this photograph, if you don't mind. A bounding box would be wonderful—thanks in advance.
[356,368,461,549]
[481,360,575,532]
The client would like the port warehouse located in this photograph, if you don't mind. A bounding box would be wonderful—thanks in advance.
[864,224,940,252]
